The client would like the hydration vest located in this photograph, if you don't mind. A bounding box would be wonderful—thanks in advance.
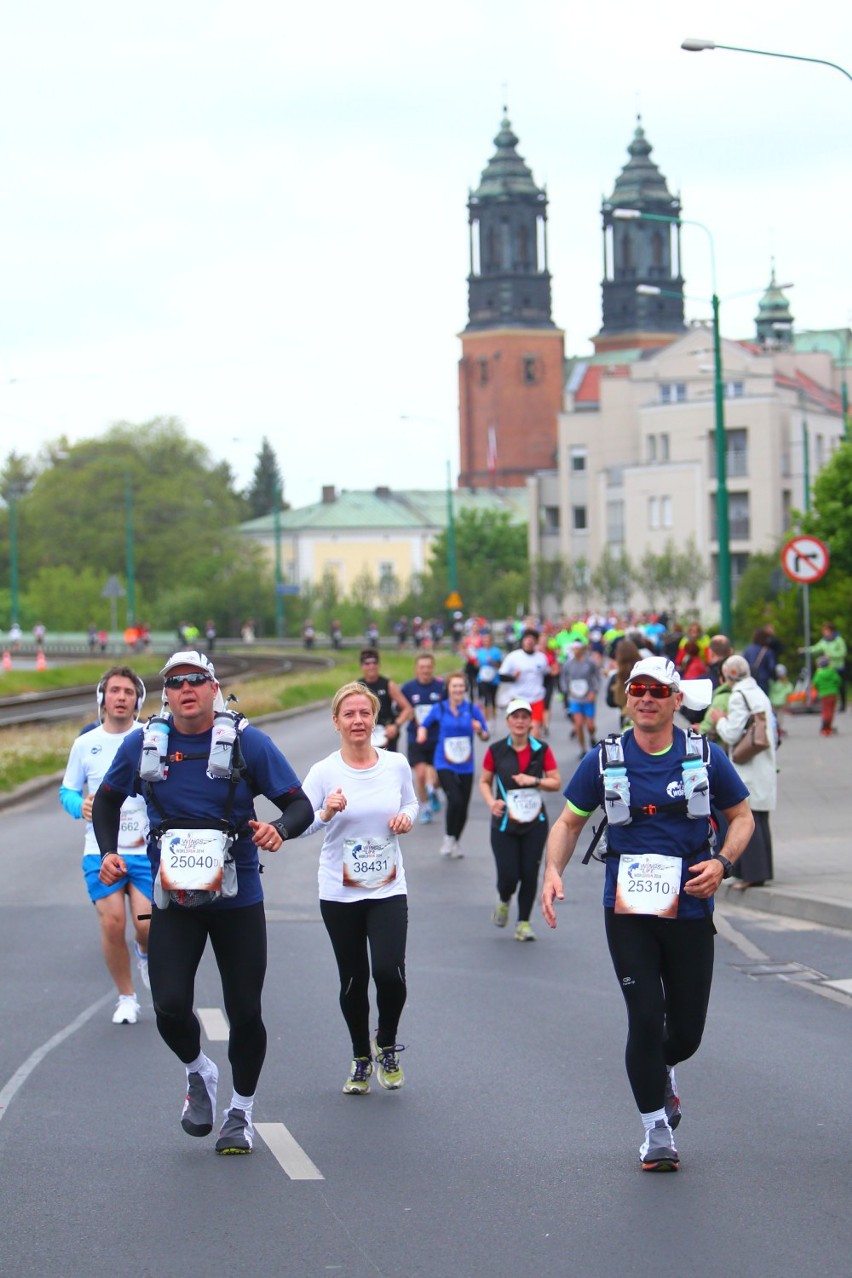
[488,737,548,832]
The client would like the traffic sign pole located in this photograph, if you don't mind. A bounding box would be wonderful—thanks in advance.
[781,536,830,689]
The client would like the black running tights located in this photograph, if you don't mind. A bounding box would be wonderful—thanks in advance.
[320,895,408,1058]
[604,909,715,1113]
[490,822,549,922]
[437,769,474,839]
[148,902,267,1096]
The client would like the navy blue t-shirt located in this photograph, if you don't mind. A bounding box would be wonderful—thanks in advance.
[564,728,749,919]
[400,676,445,744]
[101,723,301,909]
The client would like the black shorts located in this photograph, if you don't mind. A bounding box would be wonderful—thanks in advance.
[408,740,437,768]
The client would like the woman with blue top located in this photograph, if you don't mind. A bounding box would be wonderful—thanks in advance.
[417,671,489,859]
[478,697,561,941]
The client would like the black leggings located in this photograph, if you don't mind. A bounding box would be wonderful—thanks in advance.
[437,769,474,839]
[604,909,715,1113]
[491,821,549,922]
[148,901,267,1096]
[320,895,408,1058]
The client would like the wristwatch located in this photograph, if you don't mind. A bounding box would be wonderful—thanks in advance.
[712,853,734,879]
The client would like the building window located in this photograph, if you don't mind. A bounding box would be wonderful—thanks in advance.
[659,433,670,461]
[727,428,748,477]
[649,497,659,529]
[711,553,750,600]
[606,500,624,543]
[647,434,657,462]
[478,358,489,386]
[543,506,560,533]
[814,433,825,469]
[570,447,587,472]
[572,505,587,531]
[660,383,686,403]
[712,492,750,540]
[523,356,539,385]
[661,496,672,528]
[725,381,745,398]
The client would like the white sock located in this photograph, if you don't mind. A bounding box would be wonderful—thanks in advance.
[640,1107,668,1132]
[118,992,138,1003]
[186,1052,213,1076]
[229,1091,254,1117]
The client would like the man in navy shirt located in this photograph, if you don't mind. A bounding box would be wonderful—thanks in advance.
[400,653,445,824]
[93,650,312,1156]
[542,657,753,1172]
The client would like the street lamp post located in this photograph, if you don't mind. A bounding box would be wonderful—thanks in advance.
[681,39,852,83]
[615,208,732,635]
[8,489,20,625]
[273,473,284,639]
[400,416,461,610]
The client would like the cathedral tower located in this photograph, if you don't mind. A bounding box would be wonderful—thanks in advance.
[458,112,565,488]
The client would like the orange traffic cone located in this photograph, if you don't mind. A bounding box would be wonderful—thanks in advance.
[36,648,47,671]
[2,649,11,670]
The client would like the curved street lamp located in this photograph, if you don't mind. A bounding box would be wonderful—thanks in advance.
[681,39,852,83]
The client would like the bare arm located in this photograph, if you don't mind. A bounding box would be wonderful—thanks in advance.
[541,804,591,928]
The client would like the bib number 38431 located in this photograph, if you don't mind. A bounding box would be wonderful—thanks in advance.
[342,836,399,890]
[615,853,681,918]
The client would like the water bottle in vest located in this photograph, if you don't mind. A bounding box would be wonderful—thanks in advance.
[604,766,632,825]
[139,716,170,782]
[208,711,237,780]
[682,756,710,819]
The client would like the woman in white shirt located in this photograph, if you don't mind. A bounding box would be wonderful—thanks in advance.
[300,682,419,1095]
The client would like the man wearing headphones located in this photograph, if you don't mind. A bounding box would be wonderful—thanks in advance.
[60,665,153,1024]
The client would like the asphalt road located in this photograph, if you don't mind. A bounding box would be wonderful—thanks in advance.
[3,701,852,1278]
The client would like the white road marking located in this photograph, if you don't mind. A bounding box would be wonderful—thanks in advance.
[0,992,113,1125]
[197,1007,229,1040]
[822,978,852,995]
[255,1122,325,1179]
[714,910,769,961]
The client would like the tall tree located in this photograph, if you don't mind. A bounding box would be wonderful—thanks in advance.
[427,509,529,617]
[244,437,285,519]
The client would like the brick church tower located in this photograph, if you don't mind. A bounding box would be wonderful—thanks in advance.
[458,113,565,488]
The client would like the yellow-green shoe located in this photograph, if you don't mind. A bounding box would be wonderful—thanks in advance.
[372,1039,405,1090]
[492,901,510,928]
[514,921,536,942]
[343,1057,373,1095]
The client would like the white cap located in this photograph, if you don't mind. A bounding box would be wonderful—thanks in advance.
[626,656,712,712]
[506,697,533,715]
[159,650,217,680]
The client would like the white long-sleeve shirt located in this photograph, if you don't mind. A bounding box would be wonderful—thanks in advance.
[300,749,419,902]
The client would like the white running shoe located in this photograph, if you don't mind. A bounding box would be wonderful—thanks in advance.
[112,995,141,1025]
[135,944,150,991]
[439,835,456,858]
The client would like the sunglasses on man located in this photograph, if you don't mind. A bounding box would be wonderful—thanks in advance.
[164,673,213,689]
[625,681,675,700]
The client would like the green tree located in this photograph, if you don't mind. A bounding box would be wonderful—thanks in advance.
[244,437,286,519]
[427,509,529,617]
[530,555,571,616]
[591,546,632,611]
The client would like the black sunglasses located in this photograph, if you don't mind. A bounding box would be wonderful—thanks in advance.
[164,673,213,689]
[626,681,675,700]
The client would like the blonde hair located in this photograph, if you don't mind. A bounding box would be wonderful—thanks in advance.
[331,681,380,720]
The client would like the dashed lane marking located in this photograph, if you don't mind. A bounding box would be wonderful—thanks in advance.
[255,1122,325,1179]
[197,1007,229,1040]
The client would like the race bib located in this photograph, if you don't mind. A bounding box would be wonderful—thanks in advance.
[569,678,589,697]
[414,704,433,724]
[615,853,681,918]
[118,802,147,850]
[478,665,497,683]
[371,725,388,748]
[443,735,472,764]
[342,836,399,890]
[505,788,543,823]
[159,828,229,894]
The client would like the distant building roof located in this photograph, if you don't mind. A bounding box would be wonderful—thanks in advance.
[238,487,529,536]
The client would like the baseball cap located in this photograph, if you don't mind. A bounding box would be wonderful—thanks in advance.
[626,656,712,712]
[506,697,533,715]
[159,650,217,680]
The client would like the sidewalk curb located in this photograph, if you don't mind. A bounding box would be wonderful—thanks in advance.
[719,881,852,933]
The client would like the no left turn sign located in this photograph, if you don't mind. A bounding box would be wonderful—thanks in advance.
[781,535,830,584]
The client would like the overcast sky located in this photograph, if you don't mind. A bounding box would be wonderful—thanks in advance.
[1,0,849,508]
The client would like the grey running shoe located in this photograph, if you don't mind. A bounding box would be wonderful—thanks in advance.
[343,1057,373,1095]
[215,1108,253,1155]
[640,1119,679,1172]
[181,1061,219,1137]
[664,1066,682,1130]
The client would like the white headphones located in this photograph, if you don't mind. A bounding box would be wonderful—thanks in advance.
[97,671,147,717]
